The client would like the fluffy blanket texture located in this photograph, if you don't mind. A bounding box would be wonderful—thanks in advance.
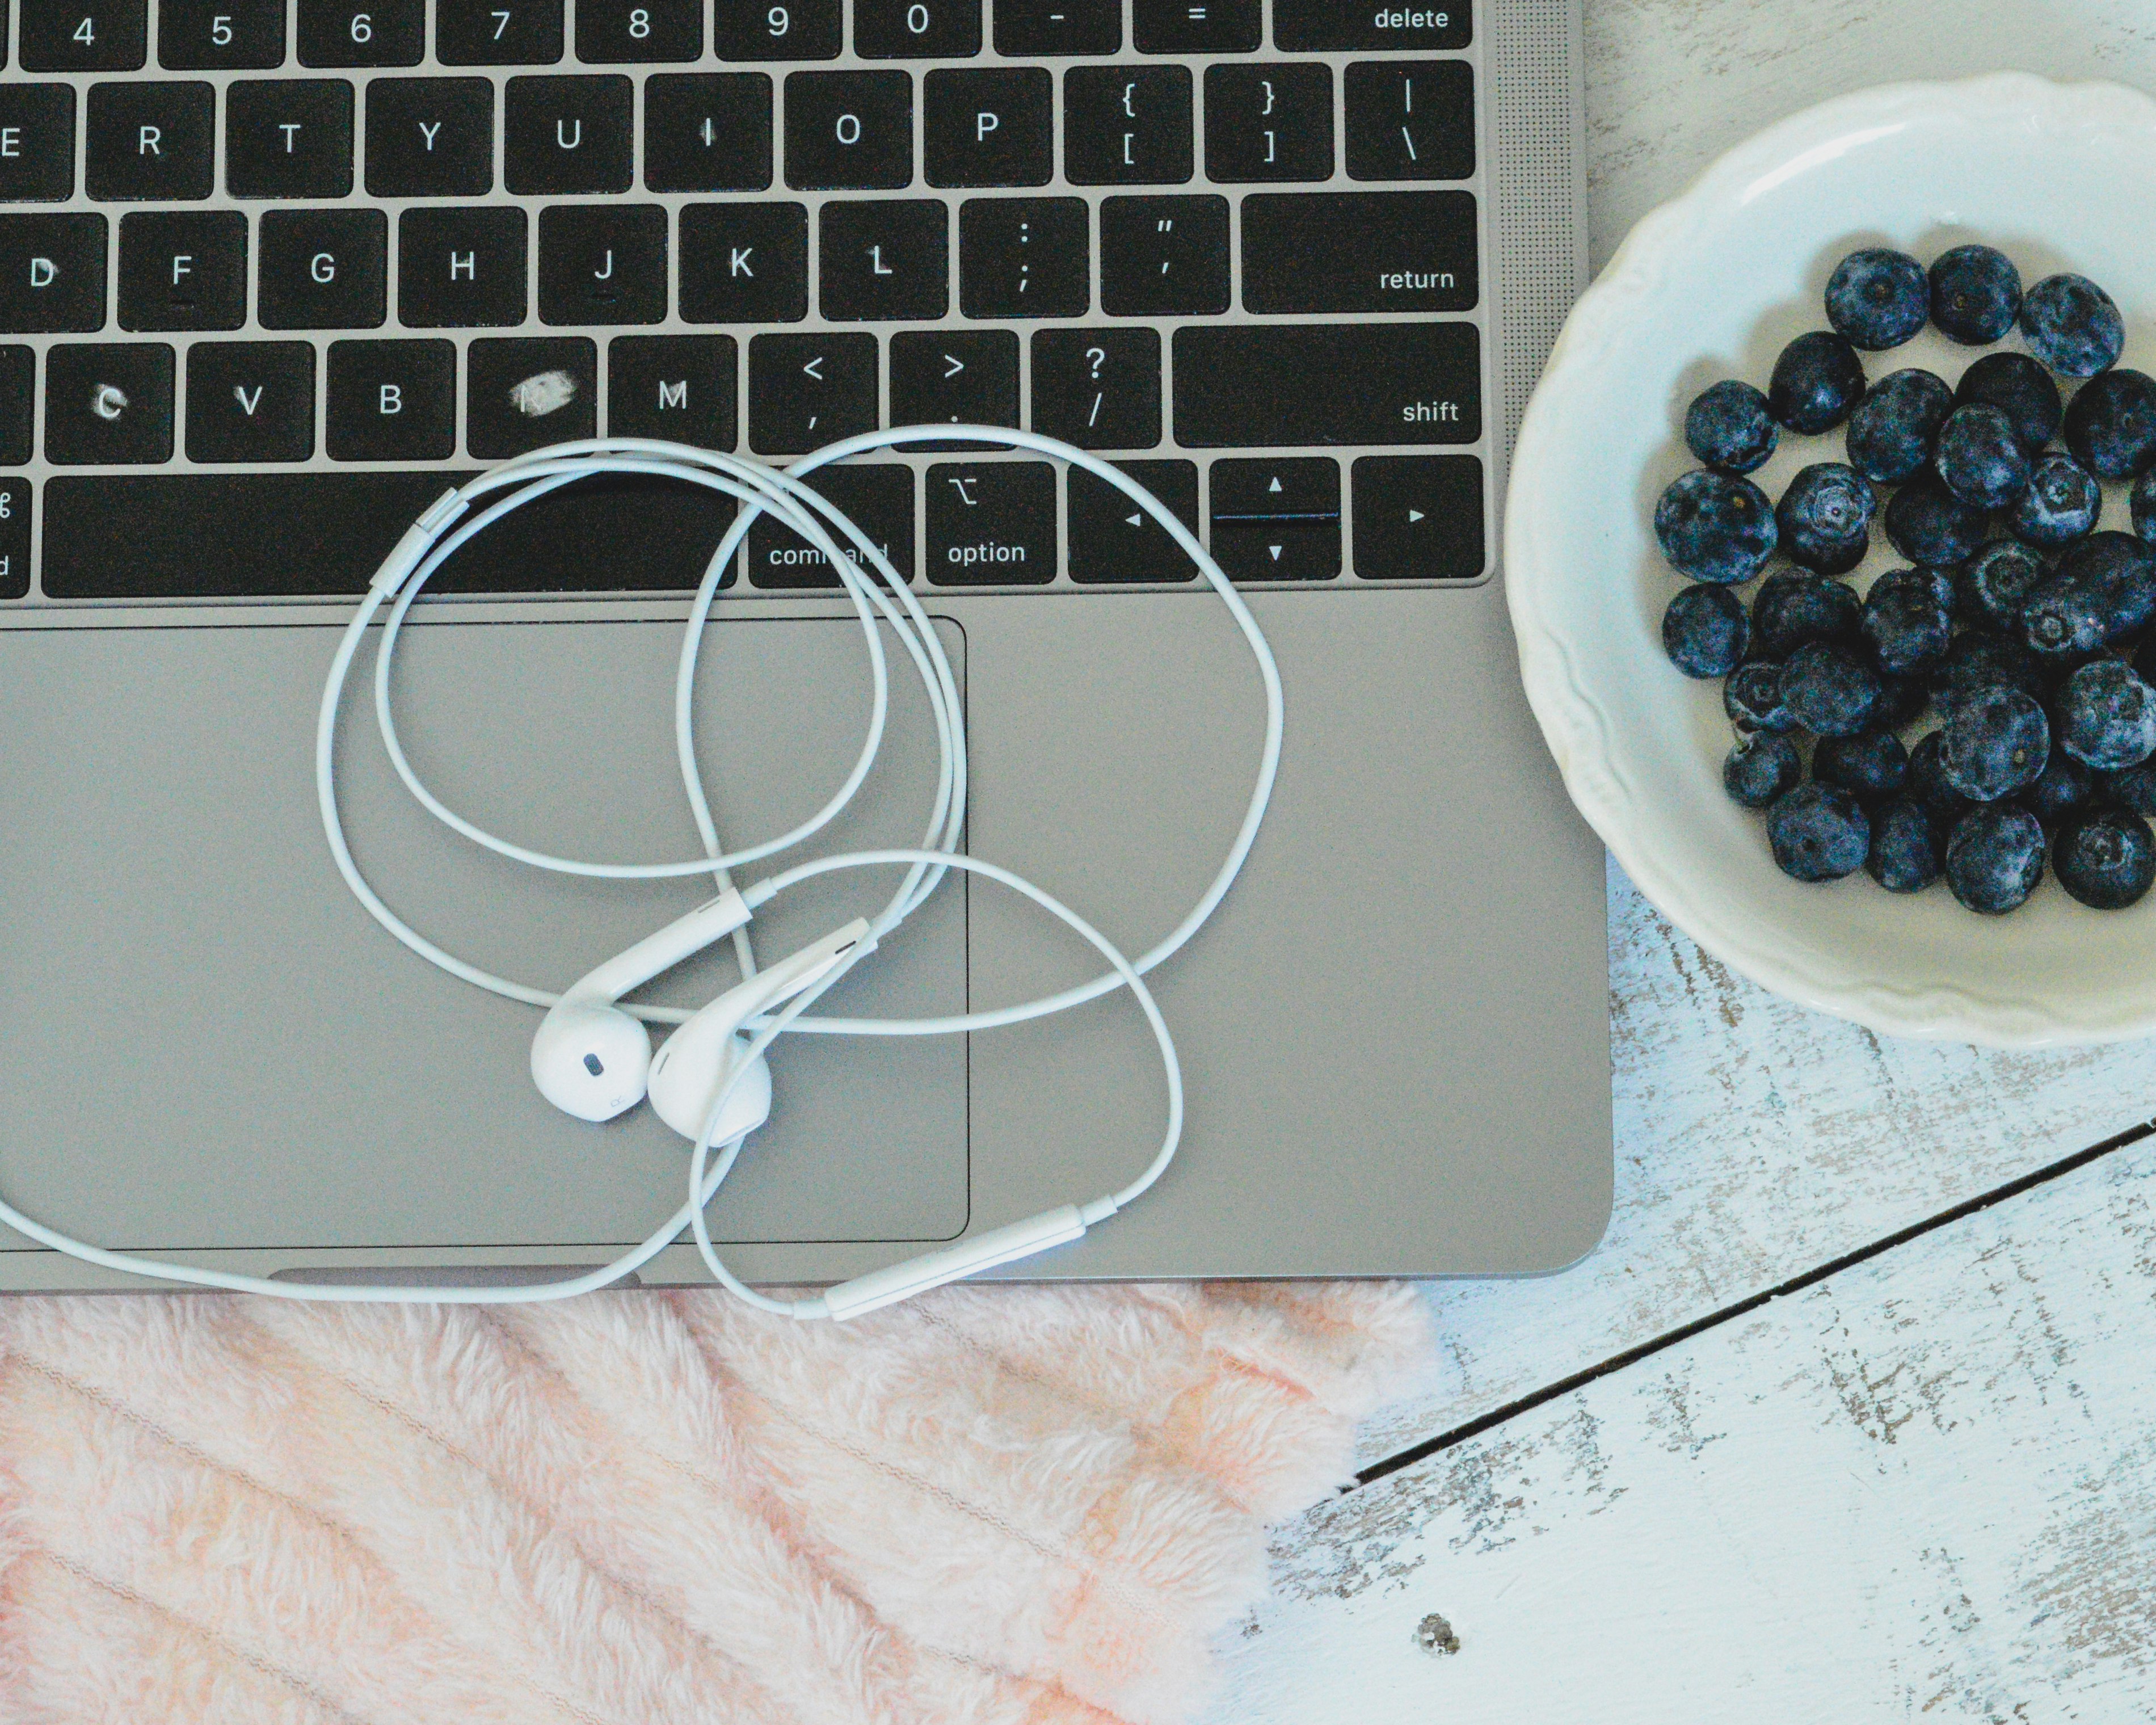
[0,1282,1427,1723]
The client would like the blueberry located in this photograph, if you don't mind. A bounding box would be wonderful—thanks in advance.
[1929,244,2023,344]
[1845,368,1953,483]
[2053,658,2156,769]
[2053,809,2156,908]
[1825,247,1928,350]
[1939,685,2050,800]
[2010,451,2102,547]
[1928,630,2051,710]
[1934,403,2031,510]
[1945,805,2047,913]
[1751,569,1862,659]
[1883,478,1989,567]
[1859,566,1955,675]
[1867,798,1944,892]
[1767,331,1868,434]
[1662,583,1749,678]
[1684,379,1779,475]
[1813,729,1909,801]
[2019,274,2125,377]
[1654,470,1778,584]
[1953,351,2062,451]
[1873,672,1931,732]
[1724,733,1803,809]
[1782,641,1882,737]
[1908,730,1975,824]
[1725,661,1795,733]
[2132,468,2156,542]
[2104,761,2156,815]
[1767,782,1871,882]
[2062,368,2156,481]
[2021,531,2156,662]
[1955,539,2049,632]
[1775,462,1876,574]
[2019,743,2095,826]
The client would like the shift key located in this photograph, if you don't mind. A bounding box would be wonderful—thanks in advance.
[1243,192,1476,315]
[1173,322,1480,447]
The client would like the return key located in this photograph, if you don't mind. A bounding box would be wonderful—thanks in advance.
[1240,190,1477,315]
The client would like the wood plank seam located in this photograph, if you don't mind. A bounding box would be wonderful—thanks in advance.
[1351,1108,2156,1491]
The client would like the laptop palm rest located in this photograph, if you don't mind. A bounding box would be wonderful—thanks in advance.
[0,612,968,1255]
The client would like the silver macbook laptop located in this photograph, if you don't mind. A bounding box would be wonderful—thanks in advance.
[0,0,1608,1291]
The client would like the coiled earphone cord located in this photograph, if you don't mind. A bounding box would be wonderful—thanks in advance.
[0,431,1283,1313]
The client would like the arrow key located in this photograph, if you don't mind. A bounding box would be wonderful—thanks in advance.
[1208,455,1339,581]
[1351,452,1484,579]
[1068,458,1197,583]
[888,328,1018,448]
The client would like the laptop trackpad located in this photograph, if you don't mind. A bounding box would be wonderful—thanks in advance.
[0,613,969,1253]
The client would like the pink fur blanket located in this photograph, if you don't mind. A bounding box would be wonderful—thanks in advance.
[0,1283,1427,1723]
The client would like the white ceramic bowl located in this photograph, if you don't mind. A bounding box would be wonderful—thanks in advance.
[1507,73,2156,1048]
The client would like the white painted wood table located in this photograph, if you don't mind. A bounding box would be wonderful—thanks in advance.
[1208,5,2156,1716]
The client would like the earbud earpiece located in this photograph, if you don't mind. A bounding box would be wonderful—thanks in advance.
[649,919,874,1141]
[530,887,753,1122]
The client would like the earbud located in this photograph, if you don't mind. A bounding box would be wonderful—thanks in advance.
[649,919,875,1142]
[530,888,753,1122]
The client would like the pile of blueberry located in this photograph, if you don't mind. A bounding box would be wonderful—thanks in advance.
[1658,244,2156,914]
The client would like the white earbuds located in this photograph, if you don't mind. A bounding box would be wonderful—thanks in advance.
[529,888,752,1122]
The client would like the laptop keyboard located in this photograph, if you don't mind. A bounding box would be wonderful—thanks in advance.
[0,0,1492,599]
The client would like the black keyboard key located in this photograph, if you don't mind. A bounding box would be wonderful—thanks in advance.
[364,78,494,197]
[433,475,738,590]
[1133,0,1255,53]
[437,0,565,63]
[504,74,632,194]
[645,74,772,192]
[297,0,422,65]
[1275,0,1468,51]
[926,460,1053,583]
[1099,194,1227,316]
[0,477,27,598]
[575,0,700,62]
[958,195,1085,318]
[680,201,806,322]
[890,327,1015,431]
[257,207,384,327]
[925,68,1050,187]
[1173,322,1480,446]
[749,461,913,586]
[819,199,946,321]
[468,335,596,456]
[541,204,666,327]
[1204,64,1332,182]
[747,330,876,454]
[1243,189,1475,313]
[117,208,246,329]
[19,0,146,69]
[1030,326,1159,448]
[607,333,735,448]
[1063,65,1191,185]
[785,71,913,190]
[0,346,30,461]
[857,0,977,56]
[397,205,528,327]
[1351,453,1483,579]
[158,0,284,68]
[0,213,107,331]
[713,0,839,58]
[1344,60,1473,180]
[86,81,214,200]
[325,338,455,460]
[184,340,315,461]
[538,201,666,323]
[1068,457,1195,583]
[45,340,174,463]
[992,0,1116,54]
[1210,456,1338,580]
[0,85,77,201]
[226,78,354,198]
